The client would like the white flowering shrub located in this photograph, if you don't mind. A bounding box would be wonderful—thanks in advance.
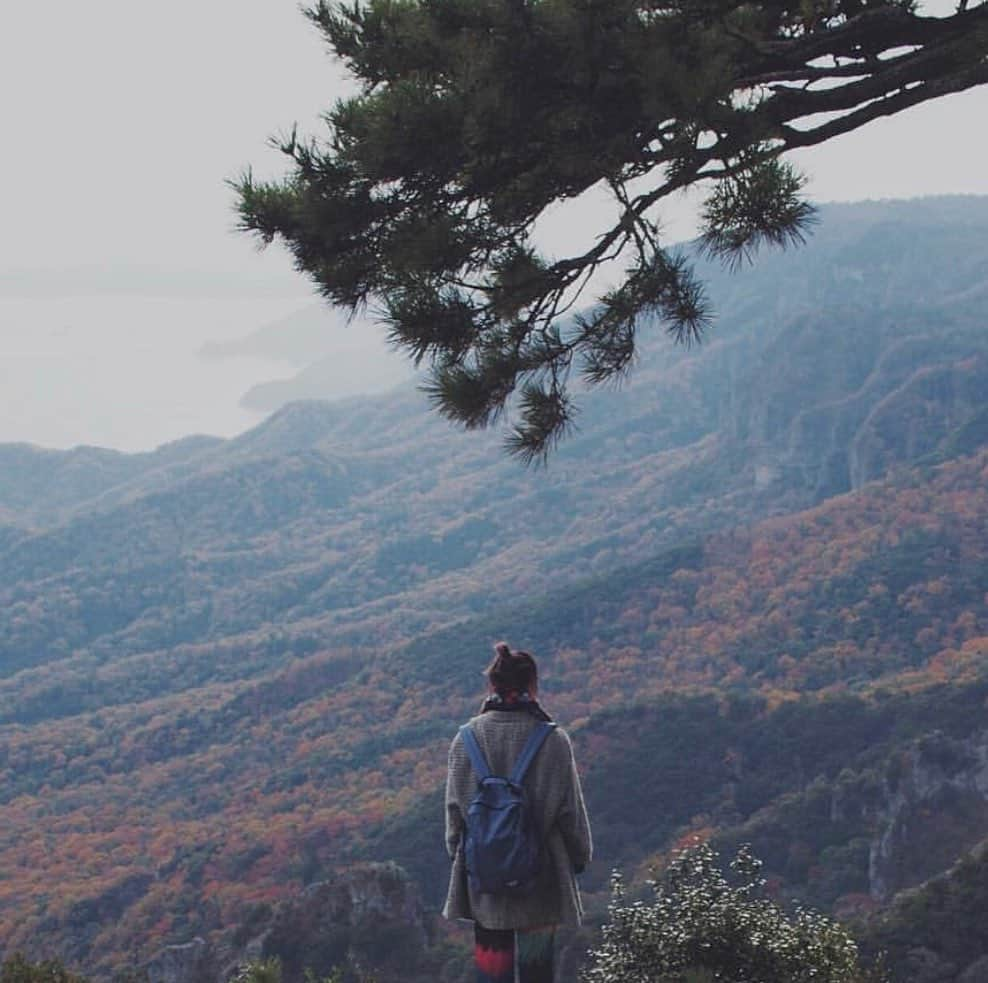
[581,844,886,983]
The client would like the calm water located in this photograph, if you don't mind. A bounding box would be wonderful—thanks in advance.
[0,295,305,452]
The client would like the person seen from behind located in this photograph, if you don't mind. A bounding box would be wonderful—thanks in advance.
[444,641,592,983]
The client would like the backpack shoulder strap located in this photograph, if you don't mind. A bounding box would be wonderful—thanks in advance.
[509,721,556,786]
[459,724,492,781]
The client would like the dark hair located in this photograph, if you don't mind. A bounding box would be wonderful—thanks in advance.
[486,641,538,695]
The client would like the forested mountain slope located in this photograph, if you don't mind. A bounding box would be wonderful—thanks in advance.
[2,198,986,691]
[0,197,986,980]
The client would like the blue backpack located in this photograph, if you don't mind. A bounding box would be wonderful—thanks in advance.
[459,721,556,895]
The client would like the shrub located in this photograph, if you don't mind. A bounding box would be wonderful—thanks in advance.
[581,844,886,983]
[0,955,88,983]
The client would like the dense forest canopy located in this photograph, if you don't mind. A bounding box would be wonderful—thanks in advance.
[237,0,988,458]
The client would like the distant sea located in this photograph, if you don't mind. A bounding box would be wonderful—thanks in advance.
[0,294,309,452]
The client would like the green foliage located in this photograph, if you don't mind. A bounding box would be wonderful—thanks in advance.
[304,970,344,983]
[238,0,988,457]
[0,955,88,983]
[232,959,377,983]
[233,959,285,983]
[699,160,817,270]
[582,845,886,983]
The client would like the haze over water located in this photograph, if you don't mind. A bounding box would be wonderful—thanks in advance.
[0,294,303,451]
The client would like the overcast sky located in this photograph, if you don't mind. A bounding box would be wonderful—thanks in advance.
[1,1,985,451]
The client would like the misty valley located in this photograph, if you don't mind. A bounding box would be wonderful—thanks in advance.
[1,198,988,983]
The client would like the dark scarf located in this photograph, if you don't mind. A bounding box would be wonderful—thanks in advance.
[480,690,553,722]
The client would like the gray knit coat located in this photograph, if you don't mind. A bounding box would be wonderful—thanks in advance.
[443,710,592,929]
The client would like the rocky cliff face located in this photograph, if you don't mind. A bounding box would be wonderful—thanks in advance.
[850,352,988,490]
[861,839,988,983]
[147,939,214,983]
[147,863,434,983]
[245,861,431,982]
[729,322,988,504]
[869,731,988,903]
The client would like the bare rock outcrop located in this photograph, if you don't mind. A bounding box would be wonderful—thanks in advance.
[869,731,988,901]
[147,862,433,983]
[148,938,214,983]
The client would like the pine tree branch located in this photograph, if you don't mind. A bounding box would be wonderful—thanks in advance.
[239,0,988,459]
[779,60,988,148]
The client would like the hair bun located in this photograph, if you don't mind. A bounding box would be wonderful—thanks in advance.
[486,642,538,696]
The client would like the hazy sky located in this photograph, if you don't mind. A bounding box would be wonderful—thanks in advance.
[1,2,985,451]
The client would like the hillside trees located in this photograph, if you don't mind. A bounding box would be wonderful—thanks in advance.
[237,0,988,458]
